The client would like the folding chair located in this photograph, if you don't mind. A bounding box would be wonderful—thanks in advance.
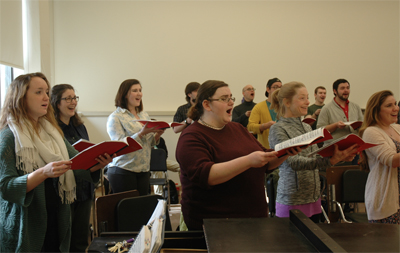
[149,149,170,207]
[266,170,278,217]
[94,190,140,236]
[319,174,330,224]
[333,169,369,223]
[116,194,172,232]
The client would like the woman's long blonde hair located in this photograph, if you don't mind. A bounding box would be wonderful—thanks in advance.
[0,72,63,138]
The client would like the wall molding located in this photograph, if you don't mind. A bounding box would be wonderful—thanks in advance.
[79,111,175,117]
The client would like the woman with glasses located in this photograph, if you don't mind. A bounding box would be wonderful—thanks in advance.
[51,84,114,252]
[0,73,112,252]
[176,80,301,230]
[107,79,164,195]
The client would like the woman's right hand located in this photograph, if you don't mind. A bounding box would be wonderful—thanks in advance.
[42,160,72,178]
[26,160,72,193]
[330,144,359,165]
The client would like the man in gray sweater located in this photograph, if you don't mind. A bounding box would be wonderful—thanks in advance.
[317,79,363,137]
[317,78,363,164]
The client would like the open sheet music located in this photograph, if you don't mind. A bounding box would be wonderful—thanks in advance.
[275,128,333,157]
[129,200,167,253]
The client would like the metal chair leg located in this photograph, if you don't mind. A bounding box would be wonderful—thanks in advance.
[333,201,352,223]
[321,205,330,224]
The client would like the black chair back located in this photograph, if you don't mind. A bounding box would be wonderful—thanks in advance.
[95,190,140,236]
[149,149,170,205]
[150,149,168,172]
[116,194,172,232]
[342,169,369,203]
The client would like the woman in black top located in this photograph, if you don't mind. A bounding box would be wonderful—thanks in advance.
[51,84,113,252]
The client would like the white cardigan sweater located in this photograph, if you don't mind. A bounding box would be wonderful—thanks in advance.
[362,124,400,220]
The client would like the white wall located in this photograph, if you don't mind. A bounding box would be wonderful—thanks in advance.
[50,1,400,184]
[52,0,399,112]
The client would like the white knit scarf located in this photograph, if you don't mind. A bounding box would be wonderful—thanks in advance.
[8,115,76,204]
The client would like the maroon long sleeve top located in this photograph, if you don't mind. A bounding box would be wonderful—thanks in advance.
[176,121,271,230]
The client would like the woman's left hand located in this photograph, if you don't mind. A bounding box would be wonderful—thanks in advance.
[90,153,116,172]
[154,129,165,140]
[96,153,116,166]
[286,146,302,156]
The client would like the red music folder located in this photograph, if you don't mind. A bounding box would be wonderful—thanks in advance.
[70,137,142,170]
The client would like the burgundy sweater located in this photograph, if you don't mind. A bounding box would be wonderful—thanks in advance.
[176,121,271,230]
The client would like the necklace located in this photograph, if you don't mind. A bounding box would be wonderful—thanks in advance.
[383,125,398,139]
[198,118,225,130]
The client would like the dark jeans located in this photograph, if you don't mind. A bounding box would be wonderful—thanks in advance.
[42,178,60,252]
[107,166,150,196]
[70,198,92,252]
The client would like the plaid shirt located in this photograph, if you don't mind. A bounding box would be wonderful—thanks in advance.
[173,102,191,122]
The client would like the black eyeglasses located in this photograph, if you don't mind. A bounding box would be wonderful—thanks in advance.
[208,97,236,103]
[61,96,79,103]
[270,85,281,90]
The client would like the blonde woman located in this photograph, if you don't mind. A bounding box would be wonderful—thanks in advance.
[268,81,358,222]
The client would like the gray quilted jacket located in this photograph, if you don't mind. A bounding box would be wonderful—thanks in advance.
[269,117,332,205]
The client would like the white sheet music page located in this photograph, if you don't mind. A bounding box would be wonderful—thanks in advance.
[128,225,151,253]
[150,217,164,253]
[275,128,327,151]
[129,200,166,253]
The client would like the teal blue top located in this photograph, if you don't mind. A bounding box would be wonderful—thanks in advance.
[0,126,100,252]
[266,100,277,122]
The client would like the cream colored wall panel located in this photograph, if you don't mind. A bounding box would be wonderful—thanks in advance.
[53,1,399,112]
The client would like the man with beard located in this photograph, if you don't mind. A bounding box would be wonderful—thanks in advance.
[305,86,327,130]
[232,85,257,132]
[317,79,363,165]
[173,82,200,133]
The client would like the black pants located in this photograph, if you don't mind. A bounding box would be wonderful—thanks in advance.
[310,213,321,223]
[107,166,150,196]
[42,179,60,252]
[70,198,92,252]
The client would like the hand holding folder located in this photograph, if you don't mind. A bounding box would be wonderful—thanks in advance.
[70,137,142,170]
